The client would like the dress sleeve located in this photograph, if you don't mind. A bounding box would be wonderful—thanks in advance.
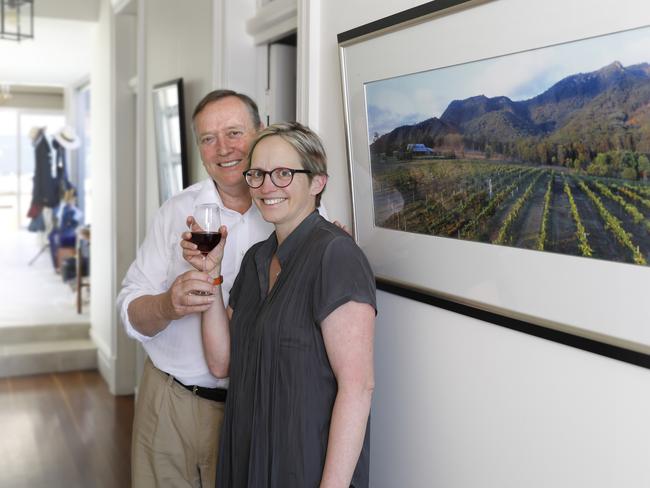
[313,235,377,325]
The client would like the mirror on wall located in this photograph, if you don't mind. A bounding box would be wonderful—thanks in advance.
[152,78,189,204]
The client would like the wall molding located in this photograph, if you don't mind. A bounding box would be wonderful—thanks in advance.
[378,278,650,370]
[212,0,227,87]
[91,328,115,392]
[296,0,320,128]
[246,0,297,44]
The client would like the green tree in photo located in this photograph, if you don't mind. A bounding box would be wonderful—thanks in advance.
[621,166,638,180]
[587,160,608,176]
[587,153,609,176]
[575,156,587,172]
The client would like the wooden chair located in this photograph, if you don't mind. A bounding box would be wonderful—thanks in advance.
[76,226,91,314]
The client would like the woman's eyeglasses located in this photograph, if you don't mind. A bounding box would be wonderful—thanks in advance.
[243,167,312,188]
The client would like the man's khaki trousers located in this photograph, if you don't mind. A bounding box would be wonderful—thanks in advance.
[131,358,225,488]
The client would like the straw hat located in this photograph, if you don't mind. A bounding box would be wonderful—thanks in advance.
[28,126,45,142]
[54,125,81,150]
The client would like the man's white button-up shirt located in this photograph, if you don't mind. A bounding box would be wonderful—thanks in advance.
[117,179,274,388]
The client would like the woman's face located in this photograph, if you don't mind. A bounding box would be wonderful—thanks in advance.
[249,135,324,237]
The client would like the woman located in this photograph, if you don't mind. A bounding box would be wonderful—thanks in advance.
[182,122,376,487]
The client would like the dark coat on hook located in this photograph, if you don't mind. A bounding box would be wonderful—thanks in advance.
[31,131,59,208]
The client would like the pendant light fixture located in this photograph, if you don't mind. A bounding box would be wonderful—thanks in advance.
[1,0,34,42]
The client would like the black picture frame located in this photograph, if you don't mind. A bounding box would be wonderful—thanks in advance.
[338,0,650,368]
[152,78,189,204]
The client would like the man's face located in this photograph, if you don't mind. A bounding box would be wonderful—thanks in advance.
[194,96,259,192]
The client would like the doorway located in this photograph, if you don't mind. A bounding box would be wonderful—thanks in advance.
[0,107,94,378]
[265,33,297,125]
[0,110,65,232]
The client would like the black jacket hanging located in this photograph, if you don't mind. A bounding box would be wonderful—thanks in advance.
[30,132,59,208]
[52,138,73,196]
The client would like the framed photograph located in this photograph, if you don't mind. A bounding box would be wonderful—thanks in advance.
[339,0,650,364]
[152,78,189,204]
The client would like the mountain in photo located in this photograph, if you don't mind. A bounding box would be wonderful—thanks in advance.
[370,61,650,160]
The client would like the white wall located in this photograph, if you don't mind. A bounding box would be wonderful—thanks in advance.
[139,0,261,228]
[38,0,100,21]
[213,0,257,96]
[90,0,115,387]
[111,9,138,394]
[144,0,214,224]
[313,1,650,486]
[90,0,137,395]
[0,18,95,86]
[371,292,650,487]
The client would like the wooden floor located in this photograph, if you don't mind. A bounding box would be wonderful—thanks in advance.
[0,370,134,488]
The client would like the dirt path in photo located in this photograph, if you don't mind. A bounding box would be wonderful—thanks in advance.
[511,172,550,249]
[545,174,579,256]
[570,179,629,263]
[479,171,534,242]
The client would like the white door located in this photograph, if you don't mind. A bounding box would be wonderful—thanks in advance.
[267,43,297,124]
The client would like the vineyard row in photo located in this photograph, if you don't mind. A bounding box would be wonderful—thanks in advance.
[373,159,650,266]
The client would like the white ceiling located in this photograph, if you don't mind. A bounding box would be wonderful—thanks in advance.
[37,0,100,21]
[0,4,97,88]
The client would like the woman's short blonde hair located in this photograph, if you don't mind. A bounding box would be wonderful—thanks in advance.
[248,122,328,207]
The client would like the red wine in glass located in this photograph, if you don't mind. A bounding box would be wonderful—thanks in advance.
[189,203,221,296]
[190,231,222,255]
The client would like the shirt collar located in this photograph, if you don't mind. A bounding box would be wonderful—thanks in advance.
[253,210,320,295]
[275,210,321,267]
[194,178,223,208]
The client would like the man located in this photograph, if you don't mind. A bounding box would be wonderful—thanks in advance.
[118,90,326,487]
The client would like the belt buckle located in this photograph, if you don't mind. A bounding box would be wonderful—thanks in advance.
[192,385,199,395]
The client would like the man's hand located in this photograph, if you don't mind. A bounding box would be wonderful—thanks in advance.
[162,269,217,321]
[127,267,217,337]
[333,220,352,236]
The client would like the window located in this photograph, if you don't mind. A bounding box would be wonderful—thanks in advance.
[0,109,65,232]
[74,85,91,224]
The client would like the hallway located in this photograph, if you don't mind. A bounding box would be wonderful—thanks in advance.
[0,370,134,488]
[0,228,89,328]
[0,228,95,377]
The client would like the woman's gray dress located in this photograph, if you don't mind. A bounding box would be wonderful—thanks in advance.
[217,212,376,488]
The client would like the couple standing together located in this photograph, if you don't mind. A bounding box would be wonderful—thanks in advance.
[117,90,376,488]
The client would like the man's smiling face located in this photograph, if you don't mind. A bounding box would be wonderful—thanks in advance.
[194,96,259,193]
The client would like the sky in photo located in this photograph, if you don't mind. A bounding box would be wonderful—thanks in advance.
[365,25,650,141]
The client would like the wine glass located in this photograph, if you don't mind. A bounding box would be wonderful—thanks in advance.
[189,203,221,294]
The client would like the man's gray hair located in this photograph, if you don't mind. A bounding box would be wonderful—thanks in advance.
[191,89,262,135]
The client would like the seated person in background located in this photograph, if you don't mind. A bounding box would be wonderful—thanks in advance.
[49,188,82,271]
[182,122,377,488]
